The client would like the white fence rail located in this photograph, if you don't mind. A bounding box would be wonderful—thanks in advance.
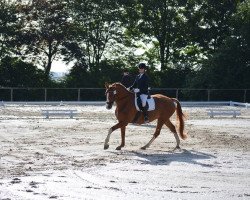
[1,101,248,108]
[1,101,105,106]
[230,101,249,108]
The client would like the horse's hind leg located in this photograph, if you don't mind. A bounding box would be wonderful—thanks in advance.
[141,120,164,150]
[165,120,180,149]
[116,126,126,150]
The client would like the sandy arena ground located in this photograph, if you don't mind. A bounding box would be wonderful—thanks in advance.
[0,104,250,200]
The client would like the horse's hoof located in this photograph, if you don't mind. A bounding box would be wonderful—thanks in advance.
[104,144,109,150]
[173,146,181,151]
[141,146,147,150]
[116,146,122,150]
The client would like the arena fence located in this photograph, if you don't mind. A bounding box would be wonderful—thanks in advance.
[1,101,249,108]
[0,88,249,102]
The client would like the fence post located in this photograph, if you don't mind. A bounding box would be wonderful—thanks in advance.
[207,89,210,101]
[176,89,179,99]
[44,89,47,102]
[78,89,81,101]
[10,89,13,102]
[243,89,247,103]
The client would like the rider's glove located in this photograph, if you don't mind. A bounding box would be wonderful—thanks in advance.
[134,88,140,93]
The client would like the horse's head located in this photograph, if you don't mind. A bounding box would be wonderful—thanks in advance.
[105,82,130,110]
[105,82,117,110]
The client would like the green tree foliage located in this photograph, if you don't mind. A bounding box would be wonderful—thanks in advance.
[0,0,20,59]
[65,0,123,71]
[120,0,238,71]
[184,0,237,52]
[160,64,192,88]
[18,0,72,79]
[64,59,124,87]
[0,0,249,93]
[186,0,250,89]
[233,0,250,49]
[120,0,183,70]
[0,56,44,87]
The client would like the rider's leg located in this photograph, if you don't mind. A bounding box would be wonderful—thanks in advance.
[140,94,149,123]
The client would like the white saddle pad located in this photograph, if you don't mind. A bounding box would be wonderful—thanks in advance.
[135,96,155,111]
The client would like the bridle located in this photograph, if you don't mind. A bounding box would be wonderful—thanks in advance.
[105,84,132,108]
[105,88,117,106]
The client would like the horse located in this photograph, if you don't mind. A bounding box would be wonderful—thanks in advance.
[104,82,187,150]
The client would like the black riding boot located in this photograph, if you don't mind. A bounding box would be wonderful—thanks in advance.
[142,106,149,123]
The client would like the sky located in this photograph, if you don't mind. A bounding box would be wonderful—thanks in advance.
[51,60,73,73]
[50,48,146,73]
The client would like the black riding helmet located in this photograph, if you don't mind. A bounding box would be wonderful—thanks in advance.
[138,63,147,69]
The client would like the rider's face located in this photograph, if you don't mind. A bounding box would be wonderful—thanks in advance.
[139,68,145,73]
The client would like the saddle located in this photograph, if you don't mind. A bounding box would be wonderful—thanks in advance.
[135,95,155,111]
[132,95,155,124]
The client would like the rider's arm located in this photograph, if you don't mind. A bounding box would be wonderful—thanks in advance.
[140,74,149,93]
[129,76,137,90]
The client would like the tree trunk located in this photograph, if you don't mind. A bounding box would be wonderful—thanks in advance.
[159,42,166,71]
[45,57,52,80]
[44,42,53,81]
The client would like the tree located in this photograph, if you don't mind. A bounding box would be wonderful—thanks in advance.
[64,59,124,88]
[184,0,238,53]
[233,0,250,50]
[120,0,180,70]
[0,0,20,59]
[18,0,72,80]
[119,0,239,71]
[66,0,123,71]
[0,56,44,87]
[186,0,250,90]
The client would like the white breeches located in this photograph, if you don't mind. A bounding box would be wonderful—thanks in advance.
[140,94,148,107]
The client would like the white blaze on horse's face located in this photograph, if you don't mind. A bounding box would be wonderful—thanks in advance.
[105,87,116,110]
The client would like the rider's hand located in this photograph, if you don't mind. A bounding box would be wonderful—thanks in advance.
[134,88,140,93]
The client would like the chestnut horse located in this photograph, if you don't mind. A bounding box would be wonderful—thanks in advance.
[104,82,187,150]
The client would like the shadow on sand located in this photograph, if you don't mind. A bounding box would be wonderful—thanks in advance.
[113,149,217,167]
[134,149,216,167]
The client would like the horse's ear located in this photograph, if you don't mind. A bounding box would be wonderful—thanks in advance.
[105,82,109,89]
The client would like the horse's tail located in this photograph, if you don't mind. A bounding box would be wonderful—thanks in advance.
[171,98,187,140]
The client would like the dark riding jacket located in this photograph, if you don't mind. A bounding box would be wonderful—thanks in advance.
[121,74,133,88]
[130,73,149,95]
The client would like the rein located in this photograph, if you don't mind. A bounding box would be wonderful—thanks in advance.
[115,92,132,102]
[106,88,132,104]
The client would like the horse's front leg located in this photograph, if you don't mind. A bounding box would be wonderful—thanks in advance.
[104,121,128,150]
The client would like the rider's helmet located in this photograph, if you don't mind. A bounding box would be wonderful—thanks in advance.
[123,67,129,73]
[138,63,147,69]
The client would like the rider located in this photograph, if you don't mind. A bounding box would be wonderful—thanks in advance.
[129,63,149,123]
[121,68,133,88]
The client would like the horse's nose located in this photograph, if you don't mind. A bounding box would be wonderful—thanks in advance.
[106,103,112,110]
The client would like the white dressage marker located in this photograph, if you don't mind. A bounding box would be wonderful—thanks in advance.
[41,109,78,119]
[207,109,241,118]
[0,101,5,107]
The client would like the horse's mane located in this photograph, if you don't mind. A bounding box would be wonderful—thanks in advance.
[112,82,133,94]
[112,82,126,88]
